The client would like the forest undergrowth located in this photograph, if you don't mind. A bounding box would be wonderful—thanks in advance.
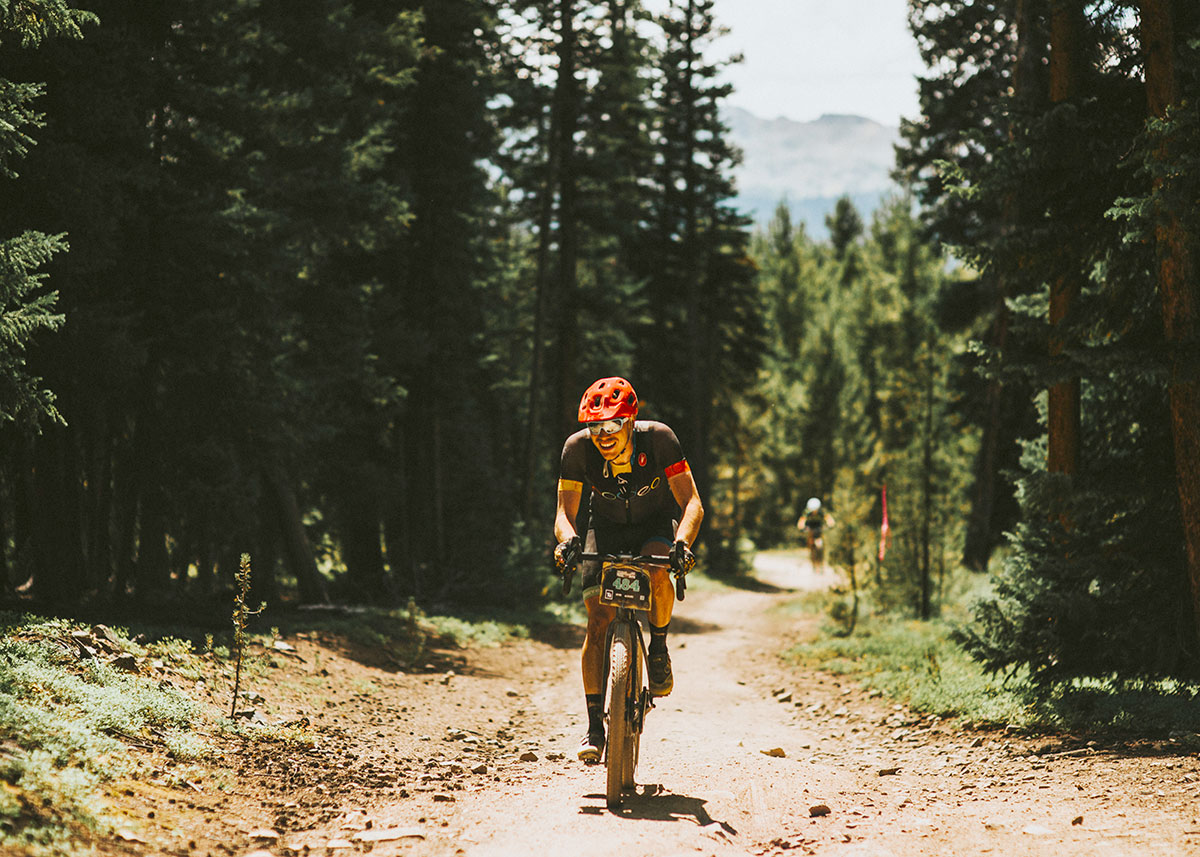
[786,570,1200,743]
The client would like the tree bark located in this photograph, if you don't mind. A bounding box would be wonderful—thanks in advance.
[919,349,935,619]
[112,424,140,600]
[31,427,87,603]
[264,464,328,604]
[338,482,390,603]
[85,416,115,589]
[0,461,9,594]
[1046,0,1085,478]
[520,101,558,521]
[1142,0,1200,641]
[385,421,414,597]
[963,0,1039,568]
[681,0,711,498]
[136,484,171,597]
[554,0,581,441]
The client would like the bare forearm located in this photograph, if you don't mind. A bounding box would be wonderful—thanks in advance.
[555,487,582,543]
[675,498,704,547]
[554,514,578,543]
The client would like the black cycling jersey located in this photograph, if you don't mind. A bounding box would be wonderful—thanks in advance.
[559,420,689,526]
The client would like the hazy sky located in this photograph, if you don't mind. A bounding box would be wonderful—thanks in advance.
[710,0,925,126]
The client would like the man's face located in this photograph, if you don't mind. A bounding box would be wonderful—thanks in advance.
[588,417,634,461]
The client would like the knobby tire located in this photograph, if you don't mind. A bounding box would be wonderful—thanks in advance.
[605,630,634,809]
[624,637,641,790]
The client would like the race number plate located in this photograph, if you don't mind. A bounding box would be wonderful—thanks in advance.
[598,563,652,611]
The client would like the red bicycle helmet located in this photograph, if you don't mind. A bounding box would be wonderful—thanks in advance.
[578,377,639,423]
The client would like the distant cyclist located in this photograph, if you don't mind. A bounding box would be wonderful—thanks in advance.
[553,377,703,763]
[798,497,835,567]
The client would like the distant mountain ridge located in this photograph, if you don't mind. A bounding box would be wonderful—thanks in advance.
[723,107,901,236]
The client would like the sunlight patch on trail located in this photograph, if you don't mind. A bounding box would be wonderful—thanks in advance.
[752,549,836,592]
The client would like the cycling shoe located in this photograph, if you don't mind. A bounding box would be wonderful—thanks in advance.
[648,649,673,696]
[578,727,605,763]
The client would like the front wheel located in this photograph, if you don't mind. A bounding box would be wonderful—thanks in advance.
[605,629,635,809]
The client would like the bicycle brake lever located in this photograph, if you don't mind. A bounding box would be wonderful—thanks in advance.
[675,572,686,602]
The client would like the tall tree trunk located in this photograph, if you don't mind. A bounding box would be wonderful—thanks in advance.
[1046,0,1084,477]
[431,405,447,579]
[521,103,559,521]
[263,464,328,604]
[31,427,87,603]
[338,482,390,603]
[85,411,114,588]
[252,479,280,607]
[112,424,139,600]
[919,350,935,619]
[136,484,171,597]
[681,0,710,497]
[385,421,414,597]
[555,0,581,441]
[963,0,1040,569]
[13,444,35,590]
[0,461,9,594]
[1142,0,1200,641]
[961,280,1009,569]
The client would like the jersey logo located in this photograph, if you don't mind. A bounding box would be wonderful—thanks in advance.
[636,477,661,497]
[638,453,647,467]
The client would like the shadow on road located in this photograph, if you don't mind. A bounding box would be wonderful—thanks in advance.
[580,785,738,833]
[527,621,586,650]
[715,573,789,594]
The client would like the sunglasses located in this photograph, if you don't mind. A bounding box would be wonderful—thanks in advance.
[587,417,629,436]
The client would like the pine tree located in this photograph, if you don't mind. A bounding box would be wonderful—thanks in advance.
[378,0,512,600]
[0,2,95,432]
[947,2,1200,685]
[642,0,762,546]
[733,205,821,544]
[1139,0,1200,642]
[0,1,96,598]
[731,191,971,616]
[1,1,421,604]
[897,0,1045,570]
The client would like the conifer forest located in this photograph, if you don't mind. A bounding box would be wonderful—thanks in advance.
[2,0,1199,694]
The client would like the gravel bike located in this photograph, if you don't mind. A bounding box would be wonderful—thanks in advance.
[561,551,686,809]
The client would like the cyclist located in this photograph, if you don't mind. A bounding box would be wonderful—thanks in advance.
[553,376,703,763]
[798,497,835,563]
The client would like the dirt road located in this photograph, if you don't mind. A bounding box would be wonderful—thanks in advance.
[365,553,1198,857]
[116,552,1200,857]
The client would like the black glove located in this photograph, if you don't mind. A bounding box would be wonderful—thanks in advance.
[554,536,582,575]
[669,540,695,576]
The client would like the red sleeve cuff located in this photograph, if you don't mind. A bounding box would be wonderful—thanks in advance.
[664,459,689,478]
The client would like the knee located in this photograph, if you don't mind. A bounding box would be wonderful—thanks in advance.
[585,603,614,638]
